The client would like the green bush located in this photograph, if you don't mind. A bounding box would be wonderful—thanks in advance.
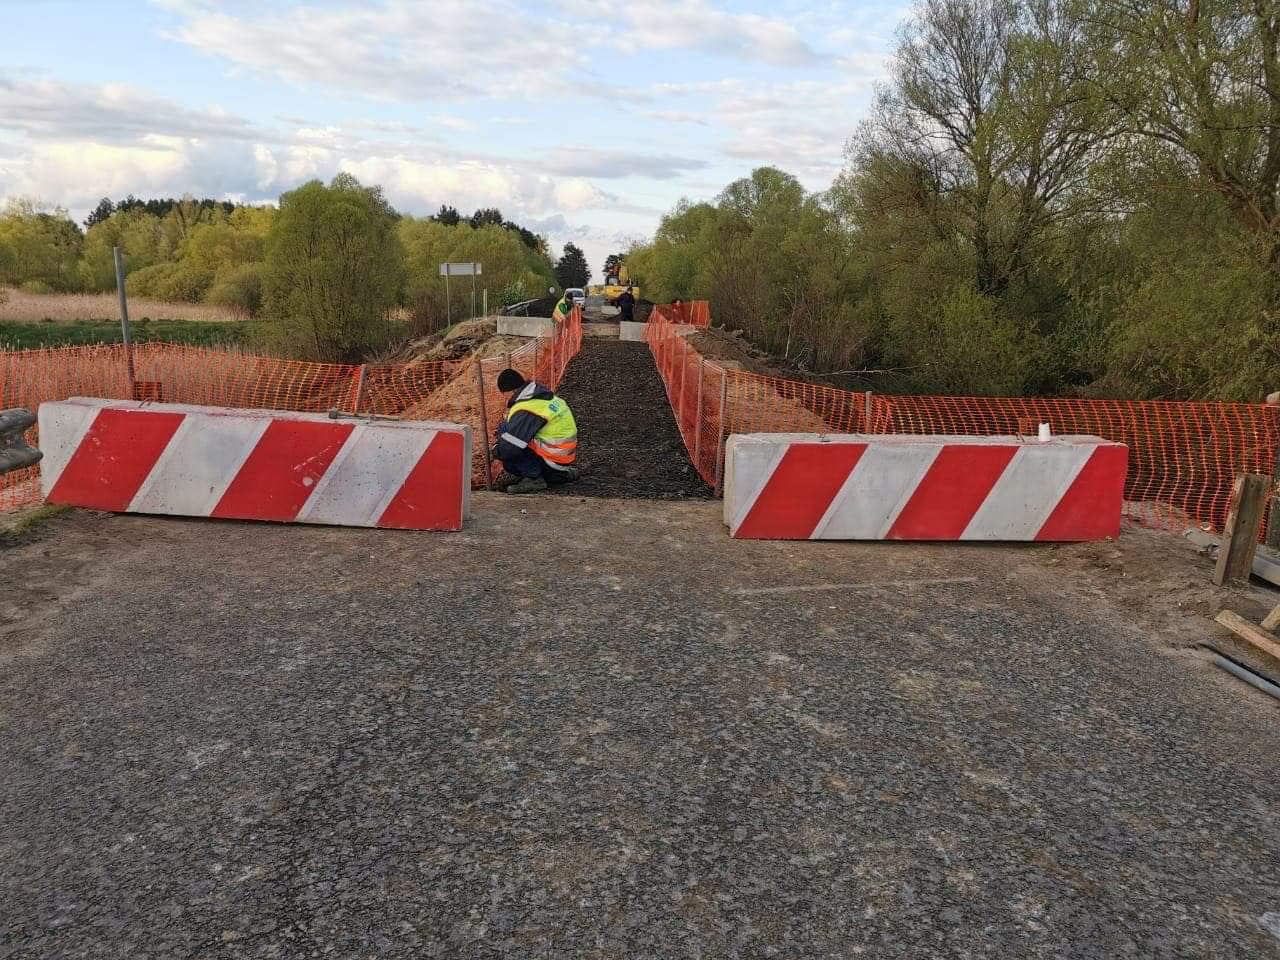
[205,262,266,316]
[262,175,404,362]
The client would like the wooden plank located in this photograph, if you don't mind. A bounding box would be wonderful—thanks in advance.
[1267,494,1280,552]
[1215,609,1280,664]
[1213,473,1270,585]
[1262,604,1280,633]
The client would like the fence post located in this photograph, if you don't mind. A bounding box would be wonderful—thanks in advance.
[714,371,729,497]
[474,359,494,491]
[677,339,688,434]
[349,364,367,415]
[693,358,705,475]
[1214,473,1270,585]
[1268,399,1280,551]
[112,246,136,397]
[864,390,873,434]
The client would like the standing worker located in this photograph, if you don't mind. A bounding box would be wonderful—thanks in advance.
[552,289,573,324]
[616,286,636,323]
[492,368,580,494]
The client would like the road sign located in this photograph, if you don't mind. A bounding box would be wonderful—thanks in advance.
[438,262,482,277]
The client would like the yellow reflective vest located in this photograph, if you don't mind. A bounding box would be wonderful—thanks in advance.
[508,392,578,465]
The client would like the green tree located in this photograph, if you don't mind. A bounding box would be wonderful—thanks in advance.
[0,199,83,291]
[262,174,405,362]
[554,242,591,288]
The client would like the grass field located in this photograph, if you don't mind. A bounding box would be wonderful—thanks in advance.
[0,287,252,351]
[0,288,247,324]
[0,318,252,351]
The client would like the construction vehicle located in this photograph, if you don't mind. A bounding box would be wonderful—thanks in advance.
[587,263,639,303]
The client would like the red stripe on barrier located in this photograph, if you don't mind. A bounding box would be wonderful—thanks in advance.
[378,430,464,530]
[735,443,867,539]
[1036,445,1129,541]
[47,408,184,511]
[888,445,1017,540]
[212,420,353,522]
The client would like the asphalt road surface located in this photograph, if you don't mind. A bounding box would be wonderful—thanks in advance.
[2,498,1278,958]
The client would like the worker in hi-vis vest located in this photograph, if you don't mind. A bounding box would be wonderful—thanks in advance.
[552,290,573,324]
[491,368,580,494]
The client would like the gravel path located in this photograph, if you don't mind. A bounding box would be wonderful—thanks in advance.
[2,501,1279,958]
[549,339,711,500]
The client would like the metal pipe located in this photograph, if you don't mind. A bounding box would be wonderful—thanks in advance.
[113,246,136,396]
[1201,644,1280,702]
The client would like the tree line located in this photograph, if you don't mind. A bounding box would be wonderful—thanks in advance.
[0,183,592,362]
[626,0,1280,402]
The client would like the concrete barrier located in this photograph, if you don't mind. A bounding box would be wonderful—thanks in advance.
[724,433,1127,541]
[39,398,471,530]
[496,316,554,338]
[618,321,648,342]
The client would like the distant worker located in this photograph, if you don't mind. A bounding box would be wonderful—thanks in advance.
[552,290,573,324]
[492,368,579,494]
[616,286,636,323]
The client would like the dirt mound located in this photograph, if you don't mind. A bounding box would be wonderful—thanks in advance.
[684,328,837,434]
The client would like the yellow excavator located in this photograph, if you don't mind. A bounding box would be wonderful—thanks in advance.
[587,263,639,302]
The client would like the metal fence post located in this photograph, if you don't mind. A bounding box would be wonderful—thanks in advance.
[693,358,705,475]
[113,246,136,397]
[475,359,494,491]
[677,339,688,434]
[714,370,729,497]
[349,364,367,415]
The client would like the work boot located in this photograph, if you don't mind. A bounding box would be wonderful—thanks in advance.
[547,465,581,485]
[493,471,521,491]
[505,476,548,495]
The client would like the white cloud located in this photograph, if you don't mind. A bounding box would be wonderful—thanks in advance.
[563,0,826,65]
[0,74,261,143]
[166,0,587,103]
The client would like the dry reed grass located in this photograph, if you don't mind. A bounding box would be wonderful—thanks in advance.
[0,287,248,323]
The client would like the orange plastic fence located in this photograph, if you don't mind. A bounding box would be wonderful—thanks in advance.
[648,300,711,326]
[0,307,583,510]
[645,317,1280,537]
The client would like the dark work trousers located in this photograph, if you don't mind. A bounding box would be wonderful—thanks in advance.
[499,447,574,484]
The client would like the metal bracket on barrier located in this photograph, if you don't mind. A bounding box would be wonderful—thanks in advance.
[0,408,42,475]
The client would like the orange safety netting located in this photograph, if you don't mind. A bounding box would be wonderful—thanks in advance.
[0,307,584,510]
[644,315,1280,537]
[648,300,711,327]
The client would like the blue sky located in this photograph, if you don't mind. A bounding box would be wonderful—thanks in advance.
[0,0,909,273]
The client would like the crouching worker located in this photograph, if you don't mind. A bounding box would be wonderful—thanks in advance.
[492,368,580,494]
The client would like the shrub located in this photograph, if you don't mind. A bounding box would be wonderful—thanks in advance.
[262,175,404,362]
[205,262,266,316]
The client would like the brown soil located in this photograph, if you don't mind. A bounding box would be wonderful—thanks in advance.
[384,319,530,366]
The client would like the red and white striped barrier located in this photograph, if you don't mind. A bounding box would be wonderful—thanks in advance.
[724,433,1127,541]
[38,398,471,530]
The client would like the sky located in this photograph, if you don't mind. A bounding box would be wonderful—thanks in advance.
[0,0,909,275]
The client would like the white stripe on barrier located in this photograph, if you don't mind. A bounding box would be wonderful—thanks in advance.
[298,423,437,526]
[813,442,942,539]
[961,444,1092,540]
[129,414,269,516]
[36,402,98,495]
[726,441,789,535]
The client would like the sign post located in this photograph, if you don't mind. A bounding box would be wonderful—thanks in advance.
[439,262,483,328]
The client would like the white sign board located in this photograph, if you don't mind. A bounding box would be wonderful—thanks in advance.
[438,262,482,277]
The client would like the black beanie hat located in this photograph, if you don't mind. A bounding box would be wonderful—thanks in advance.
[497,368,526,392]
